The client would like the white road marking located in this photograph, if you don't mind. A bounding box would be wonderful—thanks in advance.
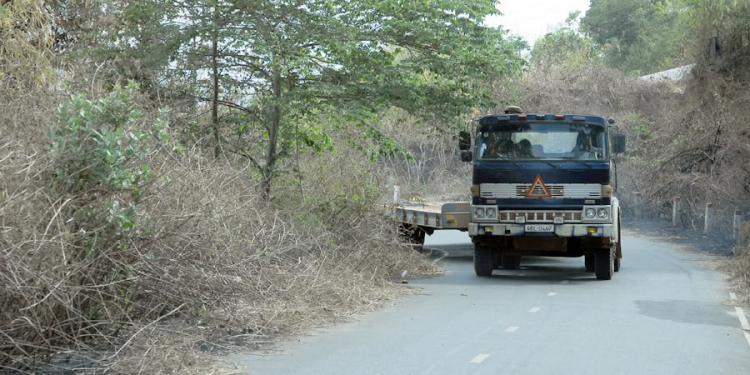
[547,292,557,297]
[518,273,526,276]
[560,280,569,284]
[470,354,490,364]
[529,307,541,313]
[505,326,519,333]
[736,307,750,331]
[732,306,750,349]
[727,294,750,349]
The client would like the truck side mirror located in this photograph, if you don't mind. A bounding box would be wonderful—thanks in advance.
[458,131,471,151]
[612,134,626,154]
[460,150,473,162]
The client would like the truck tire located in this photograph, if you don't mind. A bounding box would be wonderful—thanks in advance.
[474,245,494,277]
[595,247,614,280]
[502,255,522,270]
[584,255,595,272]
[615,219,622,272]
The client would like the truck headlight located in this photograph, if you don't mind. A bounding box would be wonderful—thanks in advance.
[597,208,609,219]
[485,208,497,218]
[585,208,596,219]
[474,207,485,218]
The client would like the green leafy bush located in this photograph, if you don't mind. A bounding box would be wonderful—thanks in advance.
[47,82,167,309]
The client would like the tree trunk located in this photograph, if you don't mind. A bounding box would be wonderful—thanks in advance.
[262,68,282,200]
[211,2,221,160]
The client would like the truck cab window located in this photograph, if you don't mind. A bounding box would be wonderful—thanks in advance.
[477,122,607,161]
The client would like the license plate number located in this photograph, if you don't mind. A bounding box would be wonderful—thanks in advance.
[525,224,554,233]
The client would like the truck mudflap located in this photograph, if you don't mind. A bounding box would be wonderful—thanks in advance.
[468,223,615,238]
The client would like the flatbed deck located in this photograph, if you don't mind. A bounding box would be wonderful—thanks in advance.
[387,201,470,231]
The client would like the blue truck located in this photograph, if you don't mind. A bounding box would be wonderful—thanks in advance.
[390,106,626,280]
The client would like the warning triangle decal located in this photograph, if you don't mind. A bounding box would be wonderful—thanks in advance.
[526,175,552,198]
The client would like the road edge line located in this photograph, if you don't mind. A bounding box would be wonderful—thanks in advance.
[729,293,750,349]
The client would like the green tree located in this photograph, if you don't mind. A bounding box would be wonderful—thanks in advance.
[531,11,599,70]
[104,0,525,200]
[581,0,694,74]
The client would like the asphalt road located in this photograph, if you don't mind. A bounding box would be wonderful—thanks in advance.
[234,231,750,375]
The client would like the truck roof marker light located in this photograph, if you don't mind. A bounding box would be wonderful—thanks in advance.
[573,116,587,122]
[554,114,565,120]
[518,114,527,120]
[536,114,546,120]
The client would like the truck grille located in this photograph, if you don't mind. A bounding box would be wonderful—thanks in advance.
[498,211,583,223]
[481,183,601,199]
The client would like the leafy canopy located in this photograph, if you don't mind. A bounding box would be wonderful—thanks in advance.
[104,0,526,197]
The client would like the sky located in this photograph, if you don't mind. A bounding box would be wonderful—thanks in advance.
[485,0,591,47]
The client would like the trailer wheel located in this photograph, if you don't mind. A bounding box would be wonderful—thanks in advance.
[474,245,494,277]
[502,255,521,270]
[614,257,621,272]
[584,255,595,272]
[595,247,615,280]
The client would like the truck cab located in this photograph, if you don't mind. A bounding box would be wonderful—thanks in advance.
[459,107,626,280]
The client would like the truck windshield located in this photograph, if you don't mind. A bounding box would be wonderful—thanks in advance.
[477,122,607,161]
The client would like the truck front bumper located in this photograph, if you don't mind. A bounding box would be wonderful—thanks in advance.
[468,223,614,238]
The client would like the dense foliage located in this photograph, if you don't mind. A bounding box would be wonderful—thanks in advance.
[93,0,527,199]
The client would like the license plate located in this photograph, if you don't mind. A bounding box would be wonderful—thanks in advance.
[525,224,554,233]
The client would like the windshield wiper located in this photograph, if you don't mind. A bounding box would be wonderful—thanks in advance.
[545,162,557,168]
[580,162,593,169]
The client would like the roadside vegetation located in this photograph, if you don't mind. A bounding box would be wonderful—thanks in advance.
[2,0,749,373]
[1,0,521,373]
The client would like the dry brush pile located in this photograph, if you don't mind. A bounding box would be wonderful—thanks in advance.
[0,83,441,373]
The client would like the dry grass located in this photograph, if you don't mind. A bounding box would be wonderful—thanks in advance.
[376,109,471,201]
[0,86,442,373]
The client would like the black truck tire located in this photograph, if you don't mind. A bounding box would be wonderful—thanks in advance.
[585,255,595,272]
[474,245,494,277]
[614,219,622,272]
[502,255,522,270]
[595,247,615,280]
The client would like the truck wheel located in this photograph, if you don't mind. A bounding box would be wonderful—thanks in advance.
[595,247,614,280]
[474,245,494,277]
[614,257,621,272]
[584,255,595,272]
[502,255,521,270]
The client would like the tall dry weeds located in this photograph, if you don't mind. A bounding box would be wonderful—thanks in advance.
[1,84,441,374]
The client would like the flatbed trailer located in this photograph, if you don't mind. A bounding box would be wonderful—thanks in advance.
[387,201,469,245]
